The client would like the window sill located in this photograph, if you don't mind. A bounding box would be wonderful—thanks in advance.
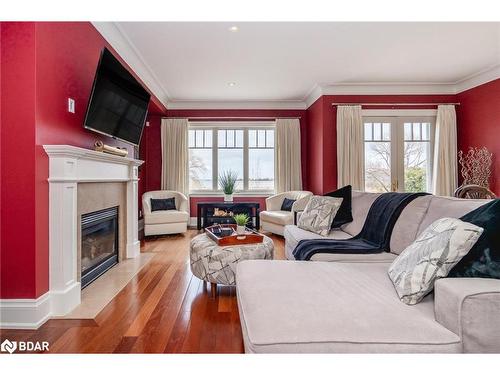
[189,191,274,198]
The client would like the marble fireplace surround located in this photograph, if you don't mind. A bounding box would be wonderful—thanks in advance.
[44,145,143,317]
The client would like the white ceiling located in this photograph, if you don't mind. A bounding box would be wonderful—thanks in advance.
[94,22,500,108]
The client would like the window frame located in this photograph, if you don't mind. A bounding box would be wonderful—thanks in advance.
[188,121,276,195]
[362,115,436,193]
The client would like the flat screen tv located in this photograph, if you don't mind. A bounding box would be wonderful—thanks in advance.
[84,48,151,146]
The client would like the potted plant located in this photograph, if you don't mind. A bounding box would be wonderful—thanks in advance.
[219,170,238,202]
[233,213,249,235]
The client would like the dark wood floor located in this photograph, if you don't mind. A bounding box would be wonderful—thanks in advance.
[0,230,285,353]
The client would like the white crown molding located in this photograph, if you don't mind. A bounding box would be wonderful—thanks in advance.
[304,84,324,108]
[454,64,500,93]
[320,82,457,95]
[93,22,499,111]
[91,22,170,108]
[166,100,306,110]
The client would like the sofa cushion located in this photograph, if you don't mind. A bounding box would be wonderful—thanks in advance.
[144,210,189,225]
[389,195,433,255]
[388,218,483,305]
[310,252,398,263]
[450,199,500,279]
[417,196,486,236]
[260,210,294,226]
[284,225,351,260]
[297,196,343,236]
[236,261,461,353]
[284,225,396,262]
[341,191,380,236]
[324,185,353,228]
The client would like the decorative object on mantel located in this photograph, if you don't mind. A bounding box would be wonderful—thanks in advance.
[94,140,129,157]
[219,170,238,202]
[458,146,493,188]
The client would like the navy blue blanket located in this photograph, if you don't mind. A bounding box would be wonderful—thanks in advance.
[292,192,428,261]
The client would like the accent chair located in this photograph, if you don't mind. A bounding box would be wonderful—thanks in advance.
[142,190,189,236]
[259,191,313,236]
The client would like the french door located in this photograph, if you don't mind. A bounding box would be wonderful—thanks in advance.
[363,116,435,193]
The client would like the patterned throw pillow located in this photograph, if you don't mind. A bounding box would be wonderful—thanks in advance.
[388,218,483,305]
[297,196,343,236]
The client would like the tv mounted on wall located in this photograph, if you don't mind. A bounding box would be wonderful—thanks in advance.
[84,47,151,146]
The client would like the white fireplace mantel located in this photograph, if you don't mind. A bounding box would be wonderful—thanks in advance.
[44,145,144,317]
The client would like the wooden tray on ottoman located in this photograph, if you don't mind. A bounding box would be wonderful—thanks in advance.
[205,224,264,246]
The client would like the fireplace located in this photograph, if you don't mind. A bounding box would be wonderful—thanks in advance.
[81,206,119,288]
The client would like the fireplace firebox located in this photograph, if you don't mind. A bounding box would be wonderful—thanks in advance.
[81,206,119,288]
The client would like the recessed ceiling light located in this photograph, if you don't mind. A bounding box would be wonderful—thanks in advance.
[228,82,236,87]
[228,26,239,32]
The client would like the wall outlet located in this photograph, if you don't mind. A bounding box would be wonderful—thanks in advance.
[68,98,75,113]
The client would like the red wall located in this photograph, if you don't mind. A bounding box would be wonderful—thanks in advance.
[1,22,166,299]
[305,94,457,194]
[141,109,307,214]
[456,79,500,194]
[1,23,39,298]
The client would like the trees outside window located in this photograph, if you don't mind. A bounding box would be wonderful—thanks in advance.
[364,117,434,193]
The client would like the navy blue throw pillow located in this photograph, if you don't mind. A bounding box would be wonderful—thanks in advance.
[150,197,176,212]
[449,199,500,279]
[281,198,296,211]
[324,185,353,228]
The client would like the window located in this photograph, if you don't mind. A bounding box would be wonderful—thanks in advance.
[363,116,434,193]
[188,122,275,193]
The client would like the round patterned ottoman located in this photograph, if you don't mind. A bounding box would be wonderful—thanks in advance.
[190,233,274,296]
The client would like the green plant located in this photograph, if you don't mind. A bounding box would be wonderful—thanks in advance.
[219,170,238,194]
[233,213,249,227]
[404,167,426,193]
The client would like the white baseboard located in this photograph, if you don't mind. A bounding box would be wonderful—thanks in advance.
[189,217,198,228]
[0,282,82,329]
[0,293,52,329]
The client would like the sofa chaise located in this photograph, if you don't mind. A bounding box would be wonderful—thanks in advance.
[236,191,500,353]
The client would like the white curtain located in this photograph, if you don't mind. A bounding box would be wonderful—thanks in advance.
[336,105,364,190]
[275,118,303,193]
[161,118,189,199]
[432,105,458,196]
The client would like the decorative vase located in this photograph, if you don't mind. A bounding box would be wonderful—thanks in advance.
[224,194,233,202]
[236,225,245,235]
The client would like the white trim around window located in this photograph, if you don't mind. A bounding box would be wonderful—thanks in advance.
[188,121,276,195]
[362,115,436,193]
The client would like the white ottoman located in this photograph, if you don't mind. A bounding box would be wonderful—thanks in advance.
[190,233,274,297]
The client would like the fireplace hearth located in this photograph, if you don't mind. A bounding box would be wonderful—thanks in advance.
[81,206,119,288]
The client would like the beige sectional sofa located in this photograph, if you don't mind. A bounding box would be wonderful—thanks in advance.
[236,191,500,353]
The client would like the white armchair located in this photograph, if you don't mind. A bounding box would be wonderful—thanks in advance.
[142,190,189,236]
[260,191,313,235]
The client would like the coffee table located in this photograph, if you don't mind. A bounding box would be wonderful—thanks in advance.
[189,232,274,297]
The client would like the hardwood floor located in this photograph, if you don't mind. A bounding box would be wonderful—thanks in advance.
[0,230,285,353]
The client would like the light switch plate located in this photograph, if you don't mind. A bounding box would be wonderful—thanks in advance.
[68,98,75,113]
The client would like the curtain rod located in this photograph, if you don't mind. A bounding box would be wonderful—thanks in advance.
[164,116,300,120]
[331,103,460,106]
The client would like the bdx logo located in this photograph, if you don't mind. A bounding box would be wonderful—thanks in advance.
[1,339,49,354]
